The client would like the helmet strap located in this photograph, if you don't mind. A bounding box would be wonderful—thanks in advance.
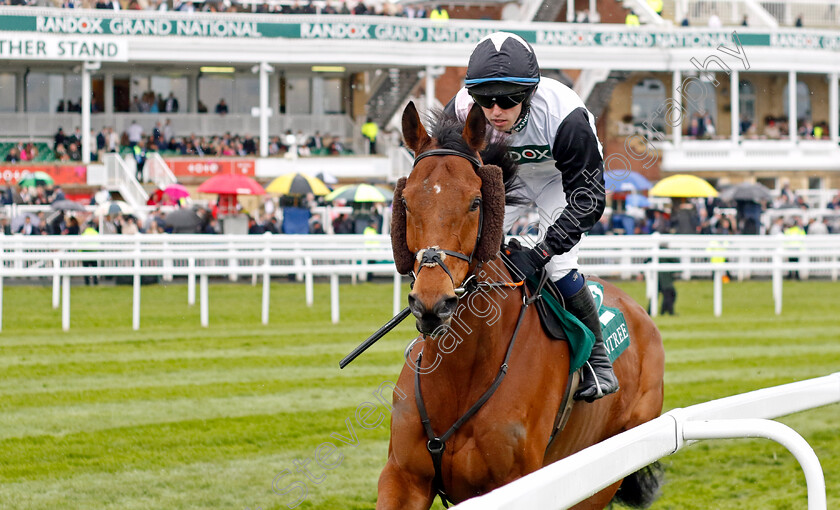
[508,87,537,133]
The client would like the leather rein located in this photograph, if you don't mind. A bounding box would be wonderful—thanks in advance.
[408,147,541,508]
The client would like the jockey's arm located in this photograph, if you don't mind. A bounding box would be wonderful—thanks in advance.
[540,107,606,258]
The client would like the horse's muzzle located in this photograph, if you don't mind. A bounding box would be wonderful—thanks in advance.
[408,293,458,335]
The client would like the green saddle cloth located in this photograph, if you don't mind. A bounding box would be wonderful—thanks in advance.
[530,279,631,374]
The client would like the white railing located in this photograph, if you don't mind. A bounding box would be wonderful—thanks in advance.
[102,153,149,209]
[758,0,840,27]
[455,372,840,510]
[0,233,838,331]
[680,0,781,26]
[144,152,178,189]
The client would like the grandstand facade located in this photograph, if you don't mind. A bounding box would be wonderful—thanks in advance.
[0,1,838,198]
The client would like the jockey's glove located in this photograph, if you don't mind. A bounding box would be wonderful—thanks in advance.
[502,242,553,282]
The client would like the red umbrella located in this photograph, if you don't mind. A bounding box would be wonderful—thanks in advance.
[197,174,265,196]
[197,174,265,216]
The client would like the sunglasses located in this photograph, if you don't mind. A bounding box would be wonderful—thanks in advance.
[470,90,529,110]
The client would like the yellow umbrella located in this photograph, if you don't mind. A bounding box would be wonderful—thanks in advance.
[650,174,718,198]
[266,173,331,196]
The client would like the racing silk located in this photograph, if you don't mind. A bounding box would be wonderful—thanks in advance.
[446,77,606,257]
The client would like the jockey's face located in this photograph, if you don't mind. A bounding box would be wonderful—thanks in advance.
[479,102,523,133]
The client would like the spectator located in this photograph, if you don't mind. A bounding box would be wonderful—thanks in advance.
[197,100,208,113]
[361,118,378,154]
[625,9,640,26]
[54,126,66,151]
[164,92,179,113]
[708,12,722,28]
[646,0,662,16]
[795,14,803,27]
[741,14,749,26]
[215,98,229,115]
[429,4,449,20]
[127,120,144,147]
[17,215,40,235]
[5,147,21,163]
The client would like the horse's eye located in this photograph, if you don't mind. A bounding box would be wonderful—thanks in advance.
[401,197,408,211]
[470,197,481,211]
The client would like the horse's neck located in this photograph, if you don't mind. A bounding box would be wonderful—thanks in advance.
[425,258,523,377]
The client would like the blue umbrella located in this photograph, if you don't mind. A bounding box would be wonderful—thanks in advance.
[604,170,652,192]
[625,193,651,208]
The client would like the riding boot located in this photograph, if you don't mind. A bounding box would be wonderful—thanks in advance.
[563,284,620,402]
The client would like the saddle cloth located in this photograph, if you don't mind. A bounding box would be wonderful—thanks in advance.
[525,275,631,374]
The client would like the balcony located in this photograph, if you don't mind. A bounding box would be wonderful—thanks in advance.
[658,139,840,172]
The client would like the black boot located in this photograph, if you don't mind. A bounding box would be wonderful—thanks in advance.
[562,284,619,402]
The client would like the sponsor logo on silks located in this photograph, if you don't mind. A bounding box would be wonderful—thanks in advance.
[508,145,552,163]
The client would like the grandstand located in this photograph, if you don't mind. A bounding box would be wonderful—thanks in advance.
[0,1,836,212]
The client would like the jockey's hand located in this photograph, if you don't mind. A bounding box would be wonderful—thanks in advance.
[502,243,551,282]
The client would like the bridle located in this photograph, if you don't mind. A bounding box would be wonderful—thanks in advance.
[410,148,484,293]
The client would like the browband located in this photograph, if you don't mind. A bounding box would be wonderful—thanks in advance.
[413,148,482,169]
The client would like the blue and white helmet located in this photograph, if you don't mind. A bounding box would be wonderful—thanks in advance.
[465,32,540,96]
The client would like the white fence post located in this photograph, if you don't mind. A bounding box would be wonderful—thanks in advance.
[262,244,271,325]
[187,257,196,306]
[133,248,141,331]
[305,256,314,307]
[61,274,70,331]
[713,270,723,317]
[773,245,784,315]
[393,270,402,316]
[330,273,339,324]
[200,274,209,327]
[52,257,60,309]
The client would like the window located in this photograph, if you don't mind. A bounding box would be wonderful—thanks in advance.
[0,74,15,112]
[738,80,755,135]
[323,78,345,114]
[284,77,311,114]
[782,81,811,122]
[26,73,64,113]
[631,78,666,134]
[199,75,234,114]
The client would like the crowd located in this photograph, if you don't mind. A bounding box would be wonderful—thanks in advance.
[567,188,840,238]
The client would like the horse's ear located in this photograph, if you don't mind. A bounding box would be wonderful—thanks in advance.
[474,165,505,263]
[462,103,487,153]
[401,101,431,154]
[390,177,414,274]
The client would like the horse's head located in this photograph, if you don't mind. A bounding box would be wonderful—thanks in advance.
[391,102,507,335]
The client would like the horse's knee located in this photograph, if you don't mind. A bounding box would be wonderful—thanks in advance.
[377,459,433,510]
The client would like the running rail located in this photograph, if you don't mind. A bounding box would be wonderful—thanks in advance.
[454,372,840,510]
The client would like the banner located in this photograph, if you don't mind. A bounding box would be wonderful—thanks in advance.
[0,12,835,51]
[0,165,87,185]
[0,33,128,61]
[164,159,255,177]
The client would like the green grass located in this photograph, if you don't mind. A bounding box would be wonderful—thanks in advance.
[0,278,837,509]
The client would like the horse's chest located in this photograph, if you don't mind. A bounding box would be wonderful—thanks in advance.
[447,420,531,491]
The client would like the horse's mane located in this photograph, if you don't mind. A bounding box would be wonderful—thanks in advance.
[427,109,526,205]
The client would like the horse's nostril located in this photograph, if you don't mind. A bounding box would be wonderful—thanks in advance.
[408,294,425,317]
[434,296,459,319]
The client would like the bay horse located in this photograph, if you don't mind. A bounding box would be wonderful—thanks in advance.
[377,102,665,509]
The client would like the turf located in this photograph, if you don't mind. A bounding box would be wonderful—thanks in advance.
[0,278,837,509]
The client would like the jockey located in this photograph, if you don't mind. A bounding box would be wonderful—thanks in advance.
[444,32,618,402]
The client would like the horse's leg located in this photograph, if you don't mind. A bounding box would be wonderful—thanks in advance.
[569,480,622,510]
[376,456,434,510]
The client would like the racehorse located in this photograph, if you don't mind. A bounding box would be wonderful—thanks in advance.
[376,102,665,510]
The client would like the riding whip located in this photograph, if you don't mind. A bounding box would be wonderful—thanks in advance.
[339,307,411,369]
